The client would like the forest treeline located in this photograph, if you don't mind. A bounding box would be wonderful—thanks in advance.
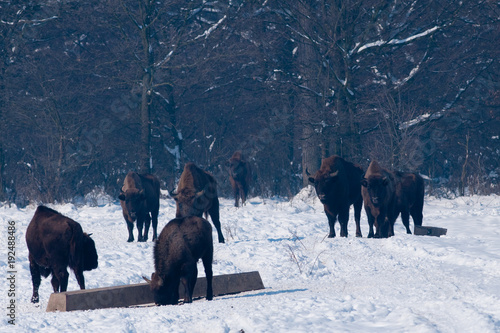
[1,0,499,205]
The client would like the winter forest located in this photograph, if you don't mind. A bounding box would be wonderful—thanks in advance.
[1,0,499,205]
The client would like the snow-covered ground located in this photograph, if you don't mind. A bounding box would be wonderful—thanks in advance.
[1,187,499,332]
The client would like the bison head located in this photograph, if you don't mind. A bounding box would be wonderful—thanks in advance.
[144,272,180,305]
[307,169,339,204]
[82,233,98,271]
[229,159,247,180]
[361,176,389,207]
[119,189,146,222]
[170,187,212,218]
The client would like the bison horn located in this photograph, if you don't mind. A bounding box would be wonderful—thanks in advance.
[329,170,339,178]
[150,273,163,286]
[195,190,205,199]
[142,276,151,284]
[305,168,312,176]
[87,233,93,237]
[169,189,178,198]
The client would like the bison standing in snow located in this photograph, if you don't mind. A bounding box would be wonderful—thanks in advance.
[361,160,398,238]
[145,216,213,305]
[170,162,224,243]
[119,172,160,242]
[26,206,98,303]
[228,151,251,207]
[394,171,425,234]
[307,155,364,238]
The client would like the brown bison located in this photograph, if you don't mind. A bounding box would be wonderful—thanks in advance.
[361,160,398,238]
[307,155,364,238]
[170,162,225,243]
[119,172,160,242]
[394,171,425,234]
[144,216,213,305]
[26,206,98,303]
[228,151,251,207]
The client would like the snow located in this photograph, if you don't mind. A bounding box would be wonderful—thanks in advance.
[2,189,500,332]
[356,26,441,53]
[195,15,227,40]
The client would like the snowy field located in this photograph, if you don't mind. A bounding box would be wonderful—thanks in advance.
[1,188,500,332]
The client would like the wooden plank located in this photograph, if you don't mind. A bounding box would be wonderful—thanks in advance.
[414,225,447,237]
[46,271,264,312]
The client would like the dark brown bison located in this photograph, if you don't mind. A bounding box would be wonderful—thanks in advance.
[26,206,98,303]
[361,160,398,238]
[170,162,224,243]
[144,216,213,305]
[119,172,160,242]
[307,155,364,238]
[394,171,425,234]
[228,151,251,207]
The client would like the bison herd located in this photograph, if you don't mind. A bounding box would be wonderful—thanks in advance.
[308,156,425,239]
[25,152,425,306]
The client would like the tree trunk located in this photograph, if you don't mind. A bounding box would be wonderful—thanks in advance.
[139,1,155,173]
[140,70,152,172]
[302,125,321,186]
[296,2,321,187]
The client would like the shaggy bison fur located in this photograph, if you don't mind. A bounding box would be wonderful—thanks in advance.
[146,216,213,305]
[26,206,98,303]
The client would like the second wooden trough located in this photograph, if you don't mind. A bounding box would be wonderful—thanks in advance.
[46,271,264,312]
[414,225,447,237]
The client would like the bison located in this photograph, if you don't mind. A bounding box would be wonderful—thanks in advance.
[361,160,398,238]
[307,155,364,238]
[144,216,213,305]
[170,162,225,243]
[119,172,160,242]
[228,151,251,207]
[394,171,425,234]
[26,206,98,303]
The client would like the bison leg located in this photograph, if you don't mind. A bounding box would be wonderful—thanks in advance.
[233,186,240,207]
[375,215,391,238]
[238,183,247,206]
[202,250,214,301]
[354,199,363,237]
[242,184,249,206]
[50,275,60,293]
[387,217,397,237]
[387,209,398,237]
[51,267,69,292]
[209,198,225,243]
[142,215,151,242]
[400,210,412,234]
[374,217,384,238]
[325,209,337,238]
[181,263,198,304]
[338,207,349,238]
[151,210,159,242]
[73,267,86,290]
[126,220,134,242]
[28,254,42,303]
[365,207,376,238]
[410,205,423,228]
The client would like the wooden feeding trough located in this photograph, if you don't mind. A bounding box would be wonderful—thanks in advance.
[414,225,447,237]
[47,271,264,312]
